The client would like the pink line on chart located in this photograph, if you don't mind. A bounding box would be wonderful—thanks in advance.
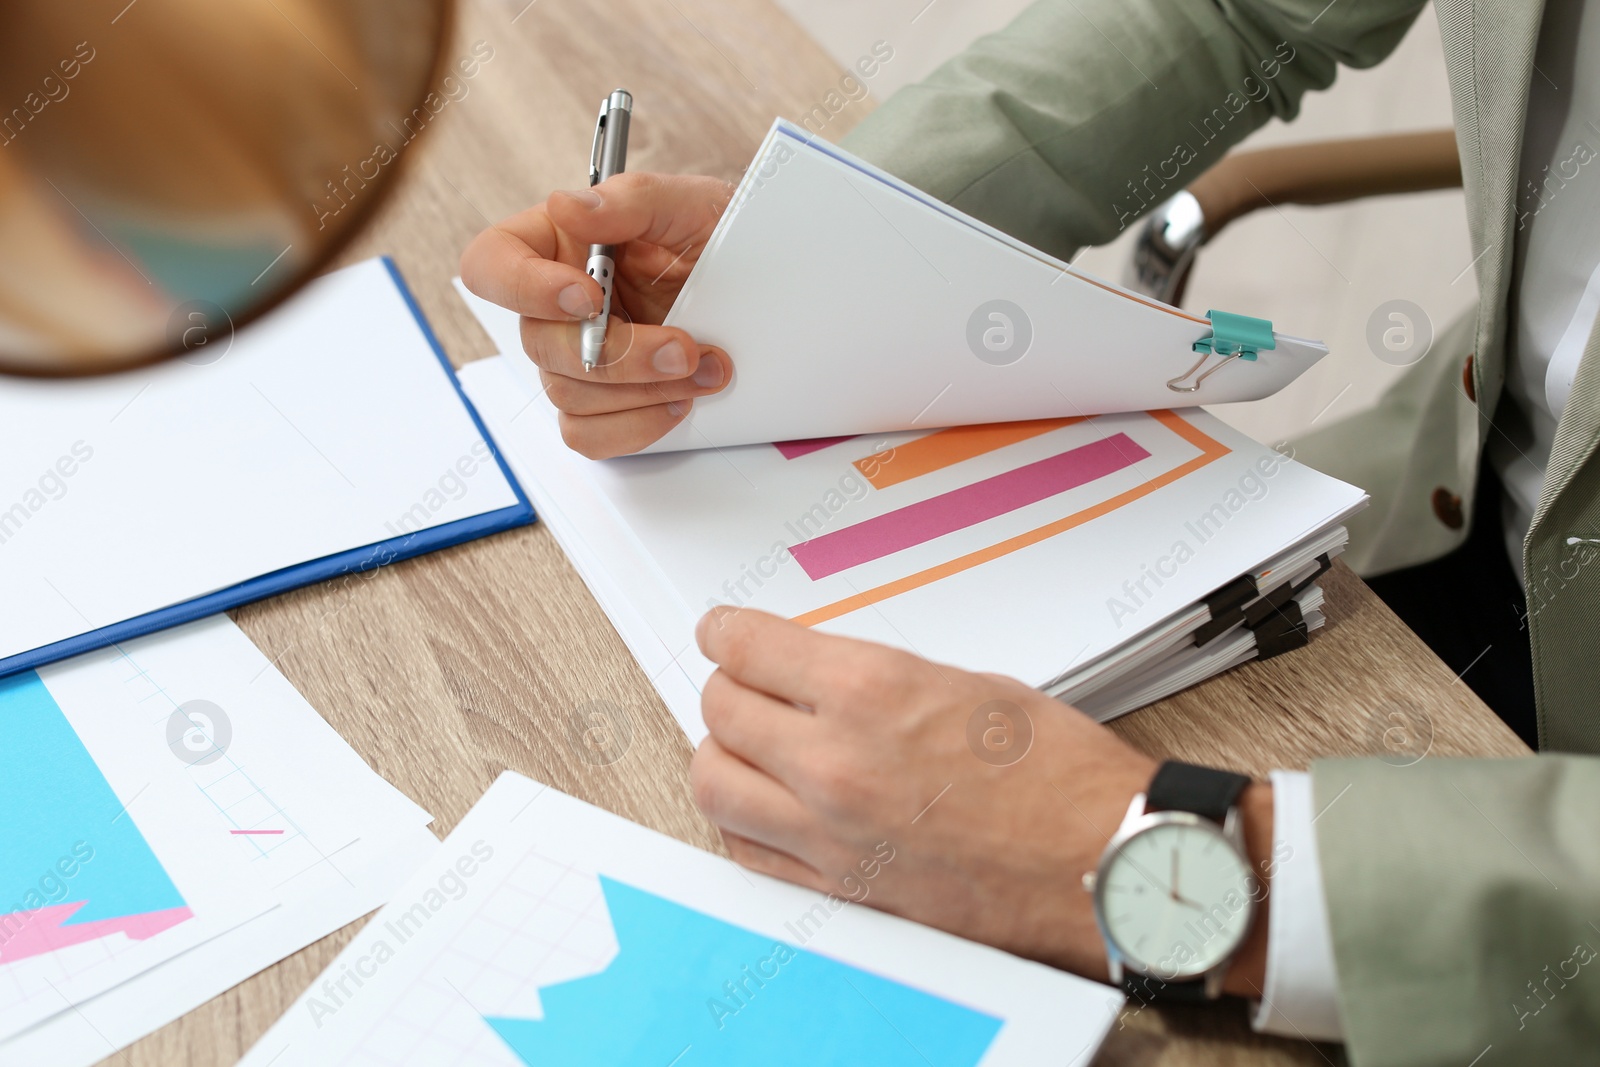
[772,436,858,459]
[789,432,1150,580]
[0,903,193,964]
[230,829,285,835]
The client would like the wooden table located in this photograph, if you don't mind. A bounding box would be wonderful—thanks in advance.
[116,0,1529,1063]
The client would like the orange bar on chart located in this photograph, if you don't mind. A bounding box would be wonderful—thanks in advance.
[854,417,1084,490]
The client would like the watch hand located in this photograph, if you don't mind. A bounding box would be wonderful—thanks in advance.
[1167,850,1209,910]
[1120,853,1172,897]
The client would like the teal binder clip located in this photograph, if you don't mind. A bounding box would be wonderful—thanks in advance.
[1167,310,1276,392]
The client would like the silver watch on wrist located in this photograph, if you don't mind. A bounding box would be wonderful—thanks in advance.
[1082,761,1260,1002]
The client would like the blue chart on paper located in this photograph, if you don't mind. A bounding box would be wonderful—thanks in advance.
[483,876,1003,1066]
[0,672,190,964]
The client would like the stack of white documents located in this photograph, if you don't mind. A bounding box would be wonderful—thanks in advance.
[450,122,1367,741]
[456,289,1365,742]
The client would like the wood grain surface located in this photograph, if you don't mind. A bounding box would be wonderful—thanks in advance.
[109,1,1527,1063]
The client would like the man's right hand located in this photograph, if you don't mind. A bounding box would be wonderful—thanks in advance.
[459,173,735,459]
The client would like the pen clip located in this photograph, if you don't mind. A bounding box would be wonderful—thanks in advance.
[588,102,608,187]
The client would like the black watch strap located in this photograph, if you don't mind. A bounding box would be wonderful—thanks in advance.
[1122,971,1210,1004]
[1145,760,1250,824]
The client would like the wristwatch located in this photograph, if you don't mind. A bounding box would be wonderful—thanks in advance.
[1083,761,1259,1002]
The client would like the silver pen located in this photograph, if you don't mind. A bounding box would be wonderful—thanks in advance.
[580,89,633,372]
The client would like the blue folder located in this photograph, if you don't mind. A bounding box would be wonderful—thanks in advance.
[0,258,535,678]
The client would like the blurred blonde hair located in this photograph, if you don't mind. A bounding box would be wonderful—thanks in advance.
[0,0,447,369]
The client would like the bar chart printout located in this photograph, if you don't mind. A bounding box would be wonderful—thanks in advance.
[483,877,1003,1066]
[0,672,190,965]
[240,774,1122,1067]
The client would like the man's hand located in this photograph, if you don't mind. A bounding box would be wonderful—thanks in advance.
[691,606,1273,994]
[459,173,734,459]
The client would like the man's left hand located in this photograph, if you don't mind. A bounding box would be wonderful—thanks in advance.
[691,606,1272,989]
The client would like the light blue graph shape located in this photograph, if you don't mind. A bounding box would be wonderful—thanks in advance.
[0,671,185,924]
[485,876,1003,1065]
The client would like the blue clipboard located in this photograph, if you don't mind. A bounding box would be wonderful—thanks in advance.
[0,257,536,678]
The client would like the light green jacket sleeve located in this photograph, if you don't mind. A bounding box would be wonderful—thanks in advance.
[841,0,1426,258]
[1314,757,1600,1066]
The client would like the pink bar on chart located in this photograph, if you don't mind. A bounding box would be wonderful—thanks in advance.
[772,435,858,460]
[790,433,1150,579]
[0,902,193,964]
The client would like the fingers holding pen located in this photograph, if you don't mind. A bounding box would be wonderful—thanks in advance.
[521,316,730,387]
[538,354,726,416]
[458,209,607,322]
[525,314,731,458]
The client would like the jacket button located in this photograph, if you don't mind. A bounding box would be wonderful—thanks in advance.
[1432,486,1464,529]
[1462,354,1476,402]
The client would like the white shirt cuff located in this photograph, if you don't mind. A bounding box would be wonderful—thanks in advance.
[1250,770,1344,1041]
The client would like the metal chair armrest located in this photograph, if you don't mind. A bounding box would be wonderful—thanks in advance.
[1126,130,1462,304]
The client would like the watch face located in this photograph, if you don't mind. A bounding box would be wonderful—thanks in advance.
[1097,817,1256,980]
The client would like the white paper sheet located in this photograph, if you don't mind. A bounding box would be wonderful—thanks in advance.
[0,615,437,1059]
[645,121,1327,450]
[243,772,1122,1067]
[0,647,280,1039]
[0,826,440,1067]
[0,257,521,666]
